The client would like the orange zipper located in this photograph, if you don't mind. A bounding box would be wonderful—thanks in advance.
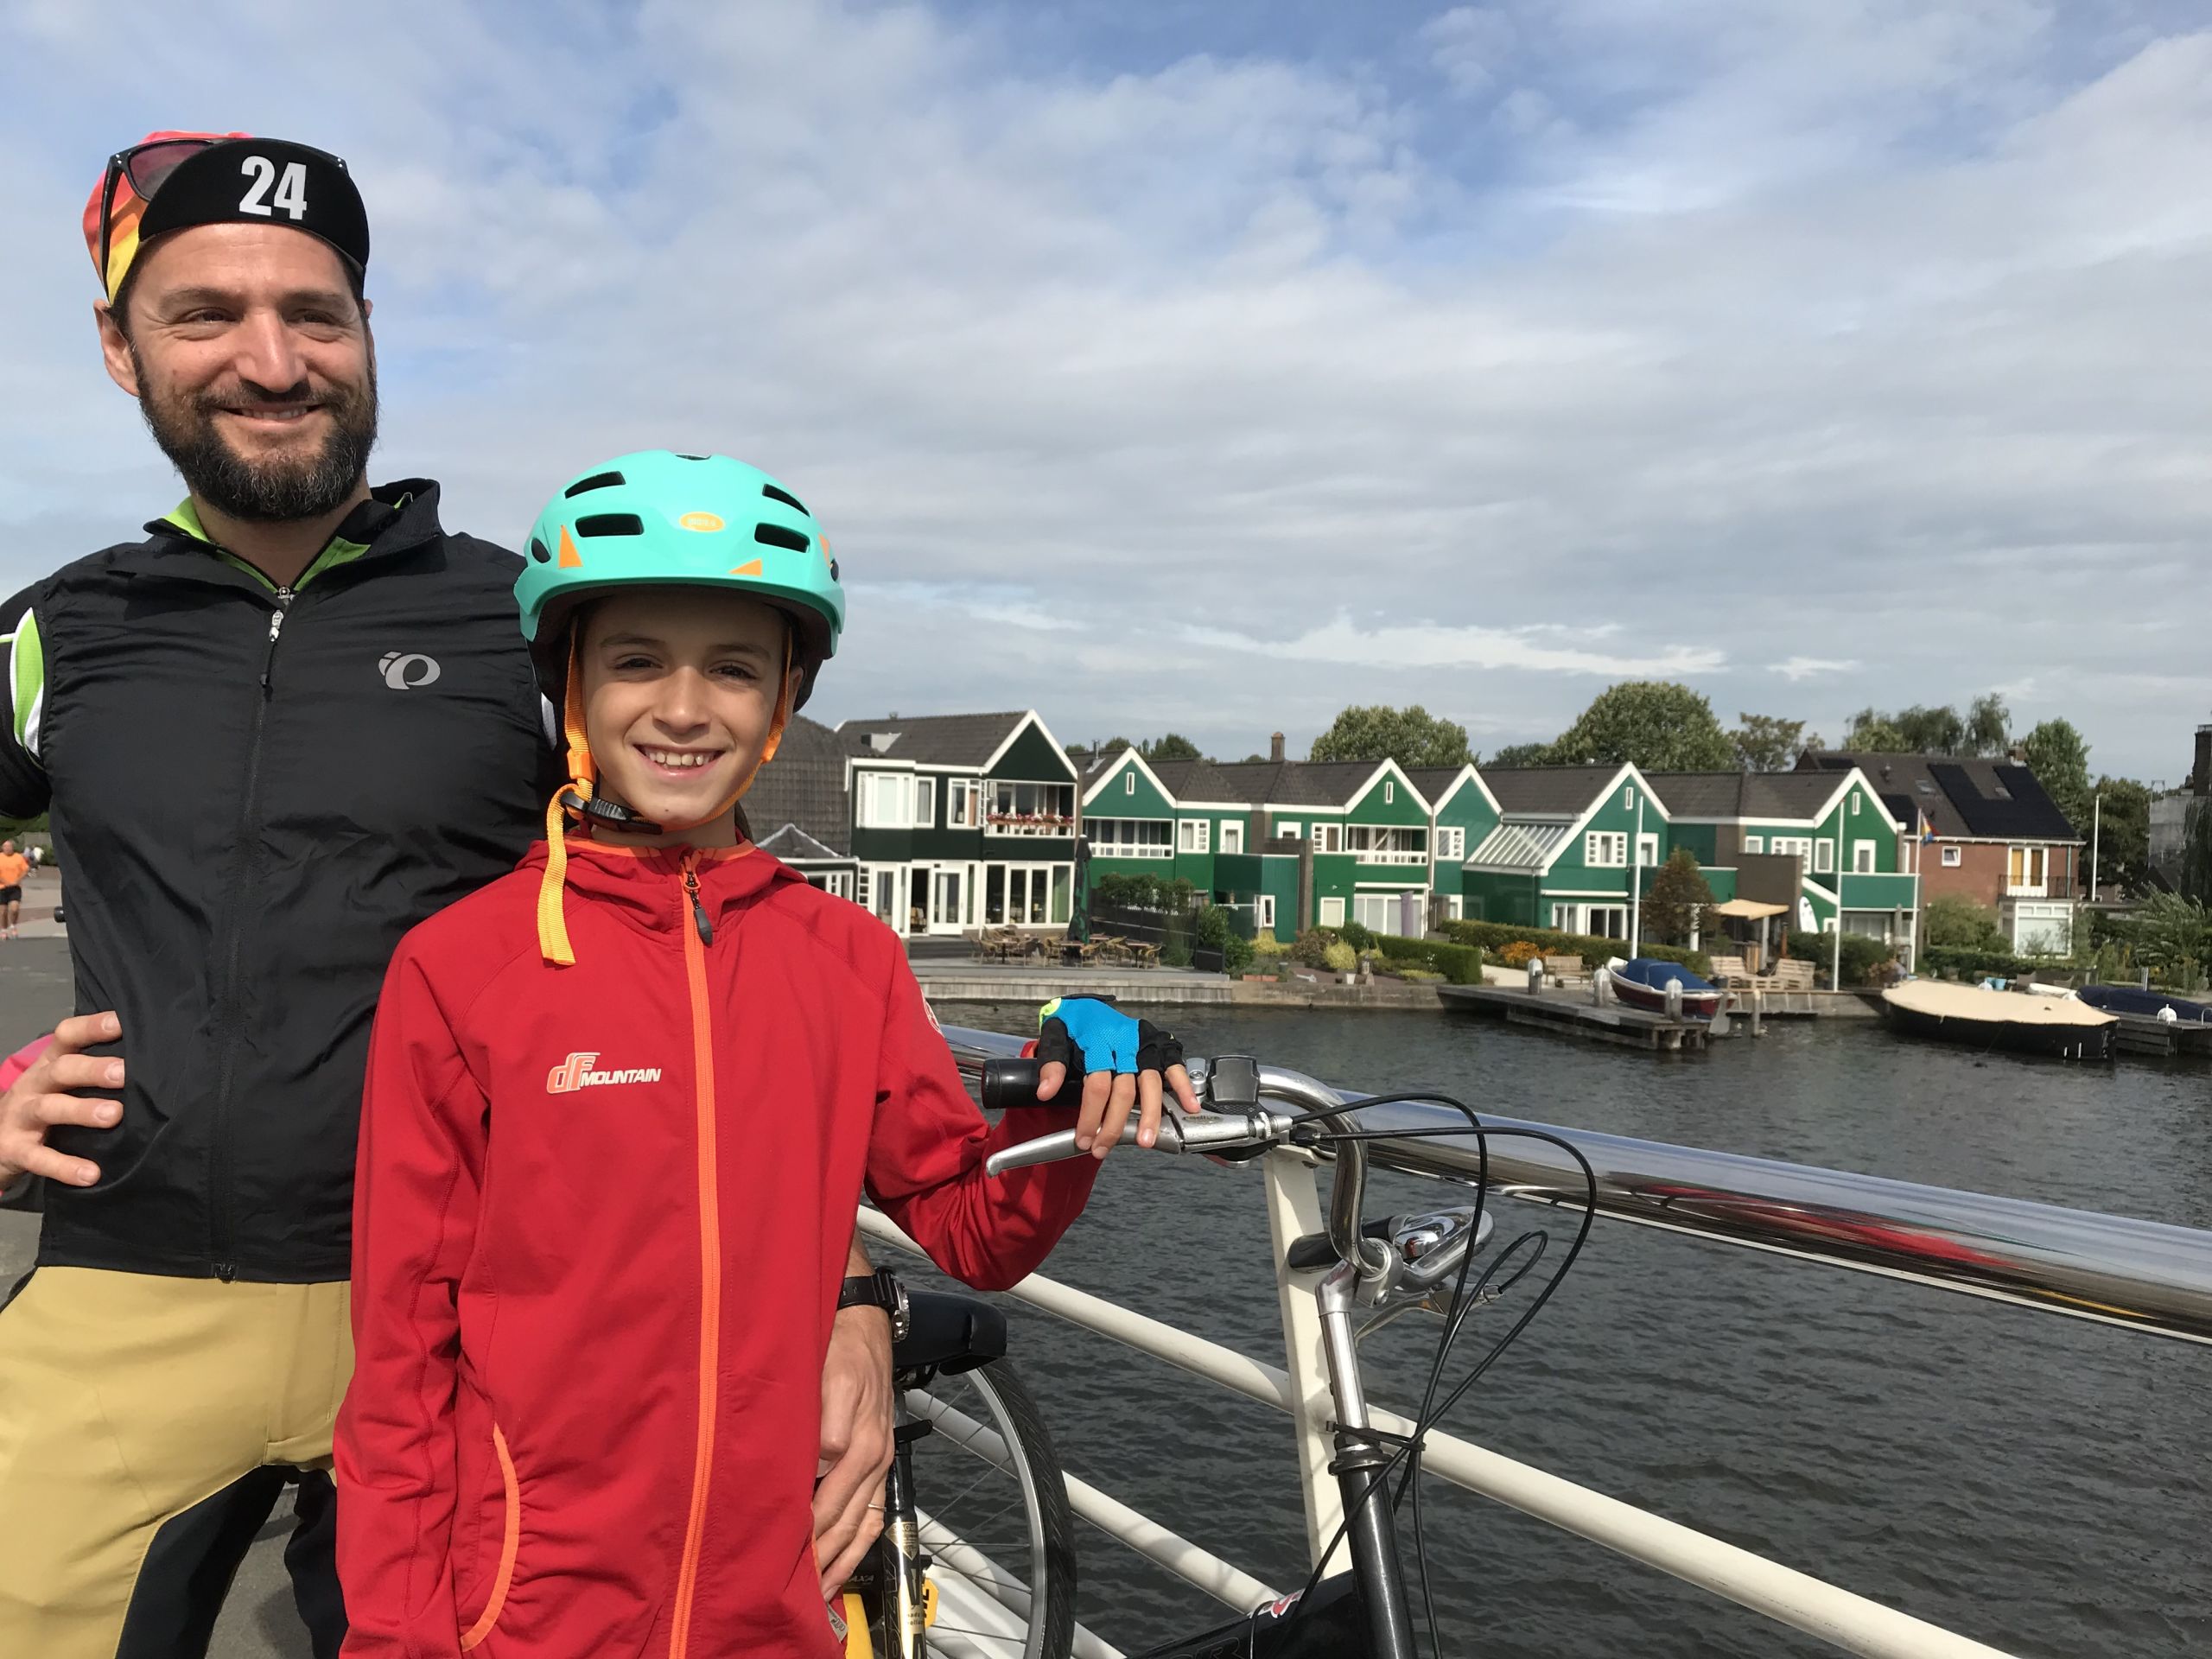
[669,849,721,1657]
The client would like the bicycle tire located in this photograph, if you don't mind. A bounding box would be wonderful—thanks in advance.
[887,1355,1077,1659]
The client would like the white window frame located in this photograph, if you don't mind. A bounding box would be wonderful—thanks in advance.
[1124,772,1135,795]
[1853,841,1877,874]
[984,779,1077,836]
[1344,823,1428,865]
[1178,818,1211,855]
[1319,896,1345,927]
[1315,823,1344,854]
[858,772,915,830]
[2007,844,2048,897]
[947,779,981,828]
[1279,821,1300,839]
[1815,840,1834,874]
[1087,817,1173,859]
[913,778,937,830]
[1220,821,1244,855]
[1384,780,1395,804]
[1851,793,1861,817]
[1635,832,1660,868]
[1446,893,1463,919]
[1942,845,1962,868]
[1770,836,1811,875]
[1744,835,1764,855]
[1622,786,1633,809]
[1436,825,1465,861]
[1585,831,1627,868]
[1257,893,1276,930]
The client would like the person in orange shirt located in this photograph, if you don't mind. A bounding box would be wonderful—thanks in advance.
[0,840,28,938]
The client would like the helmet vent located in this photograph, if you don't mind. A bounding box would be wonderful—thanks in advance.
[528,537,552,563]
[754,523,810,554]
[575,513,645,537]
[761,483,810,516]
[563,470,626,498]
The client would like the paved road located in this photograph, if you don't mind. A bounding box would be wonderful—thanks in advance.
[2,937,307,1657]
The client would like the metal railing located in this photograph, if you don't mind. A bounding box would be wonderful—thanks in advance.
[891,1021,2212,1659]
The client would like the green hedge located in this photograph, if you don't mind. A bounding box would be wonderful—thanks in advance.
[1443,919,1710,979]
[1375,935,1484,985]
[1195,906,1253,976]
[1782,930,1897,988]
[1918,944,2037,982]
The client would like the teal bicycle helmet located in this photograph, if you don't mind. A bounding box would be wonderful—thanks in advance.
[516,450,844,709]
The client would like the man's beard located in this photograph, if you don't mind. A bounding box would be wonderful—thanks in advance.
[133,349,379,524]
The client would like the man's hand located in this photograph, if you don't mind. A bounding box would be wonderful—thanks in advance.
[0,1012,124,1191]
[814,1299,894,1598]
[1033,996,1200,1160]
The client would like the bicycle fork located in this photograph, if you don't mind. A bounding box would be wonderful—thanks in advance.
[1317,1262,1420,1659]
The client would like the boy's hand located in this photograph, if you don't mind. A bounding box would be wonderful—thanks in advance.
[815,1301,893,1597]
[1033,996,1199,1160]
[0,1013,124,1192]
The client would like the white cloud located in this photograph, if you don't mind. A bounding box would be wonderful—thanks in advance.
[0,1,2206,775]
[1777,657,1860,682]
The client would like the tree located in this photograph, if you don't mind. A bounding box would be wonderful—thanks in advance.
[1964,692,2012,757]
[2018,718,2092,835]
[1843,708,1910,751]
[1893,704,1966,754]
[1922,893,2007,952]
[2088,777,2152,895]
[1643,849,1719,944]
[1548,682,1734,772]
[1732,714,1815,772]
[1485,741,1553,767]
[1307,704,1473,769]
[1140,734,1203,762]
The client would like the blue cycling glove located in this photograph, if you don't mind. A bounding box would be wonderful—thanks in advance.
[1034,995,1183,1081]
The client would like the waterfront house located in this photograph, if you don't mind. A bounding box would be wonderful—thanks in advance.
[1079,735,1498,936]
[1459,765,1670,939]
[1798,751,2082,952]
[839,709,1081,937]
[1647,769,1919,960]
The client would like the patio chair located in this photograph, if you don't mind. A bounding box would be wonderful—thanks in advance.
[1128,941,1161,969]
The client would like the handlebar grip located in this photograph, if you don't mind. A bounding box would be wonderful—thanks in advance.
[979,1058,1048,1113]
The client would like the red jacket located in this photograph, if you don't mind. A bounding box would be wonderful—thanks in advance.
[336,840,1096,1658]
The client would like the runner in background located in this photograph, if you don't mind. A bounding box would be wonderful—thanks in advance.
[0,841,26,938]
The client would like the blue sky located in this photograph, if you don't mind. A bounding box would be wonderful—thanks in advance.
[3,0,2207,780]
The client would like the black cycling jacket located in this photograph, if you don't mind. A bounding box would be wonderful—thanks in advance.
[0,482,553,1281]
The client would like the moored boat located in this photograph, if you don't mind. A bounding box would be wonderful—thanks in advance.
[2075,983,2212,1024]
[1880,980,2116,1060]
[1605,956,1724,1020]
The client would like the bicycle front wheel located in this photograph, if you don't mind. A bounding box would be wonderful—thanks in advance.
[896,1356,1077,1659]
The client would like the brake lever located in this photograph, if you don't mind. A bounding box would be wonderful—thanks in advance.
[982,1108,1297,1177]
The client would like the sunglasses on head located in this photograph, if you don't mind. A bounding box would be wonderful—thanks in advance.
[97,136,352,294]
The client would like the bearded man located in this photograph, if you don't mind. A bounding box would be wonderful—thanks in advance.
[0,133,902,1658]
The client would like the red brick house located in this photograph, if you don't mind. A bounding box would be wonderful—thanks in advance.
[1798,751,2083,953]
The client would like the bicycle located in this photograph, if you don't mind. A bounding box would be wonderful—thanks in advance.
[851,1050,1596,1659]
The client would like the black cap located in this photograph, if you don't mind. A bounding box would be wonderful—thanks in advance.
[137,137,370,277]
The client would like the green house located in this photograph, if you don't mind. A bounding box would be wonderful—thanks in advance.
[1648,769,1919,960]
[1080,747,1484,936]
[1405,765,1503,923]
[838,709,1079,936]
[1461,764,1672,939]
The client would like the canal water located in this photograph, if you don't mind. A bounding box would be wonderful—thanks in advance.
[930,1003,2212,1659]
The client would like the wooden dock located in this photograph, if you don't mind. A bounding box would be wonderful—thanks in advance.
[1436,982,1715,1052]
[2109,1011,2212,1061]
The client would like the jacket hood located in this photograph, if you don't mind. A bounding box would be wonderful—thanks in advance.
[519,836,806,944]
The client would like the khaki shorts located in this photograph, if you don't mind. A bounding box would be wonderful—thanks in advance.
[0,1266,353,1657]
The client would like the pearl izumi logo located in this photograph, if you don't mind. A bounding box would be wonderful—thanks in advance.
[378,652,442,689]
[547,1052,664,1093]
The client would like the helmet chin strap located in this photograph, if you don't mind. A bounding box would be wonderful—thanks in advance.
[536,629,800,966]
